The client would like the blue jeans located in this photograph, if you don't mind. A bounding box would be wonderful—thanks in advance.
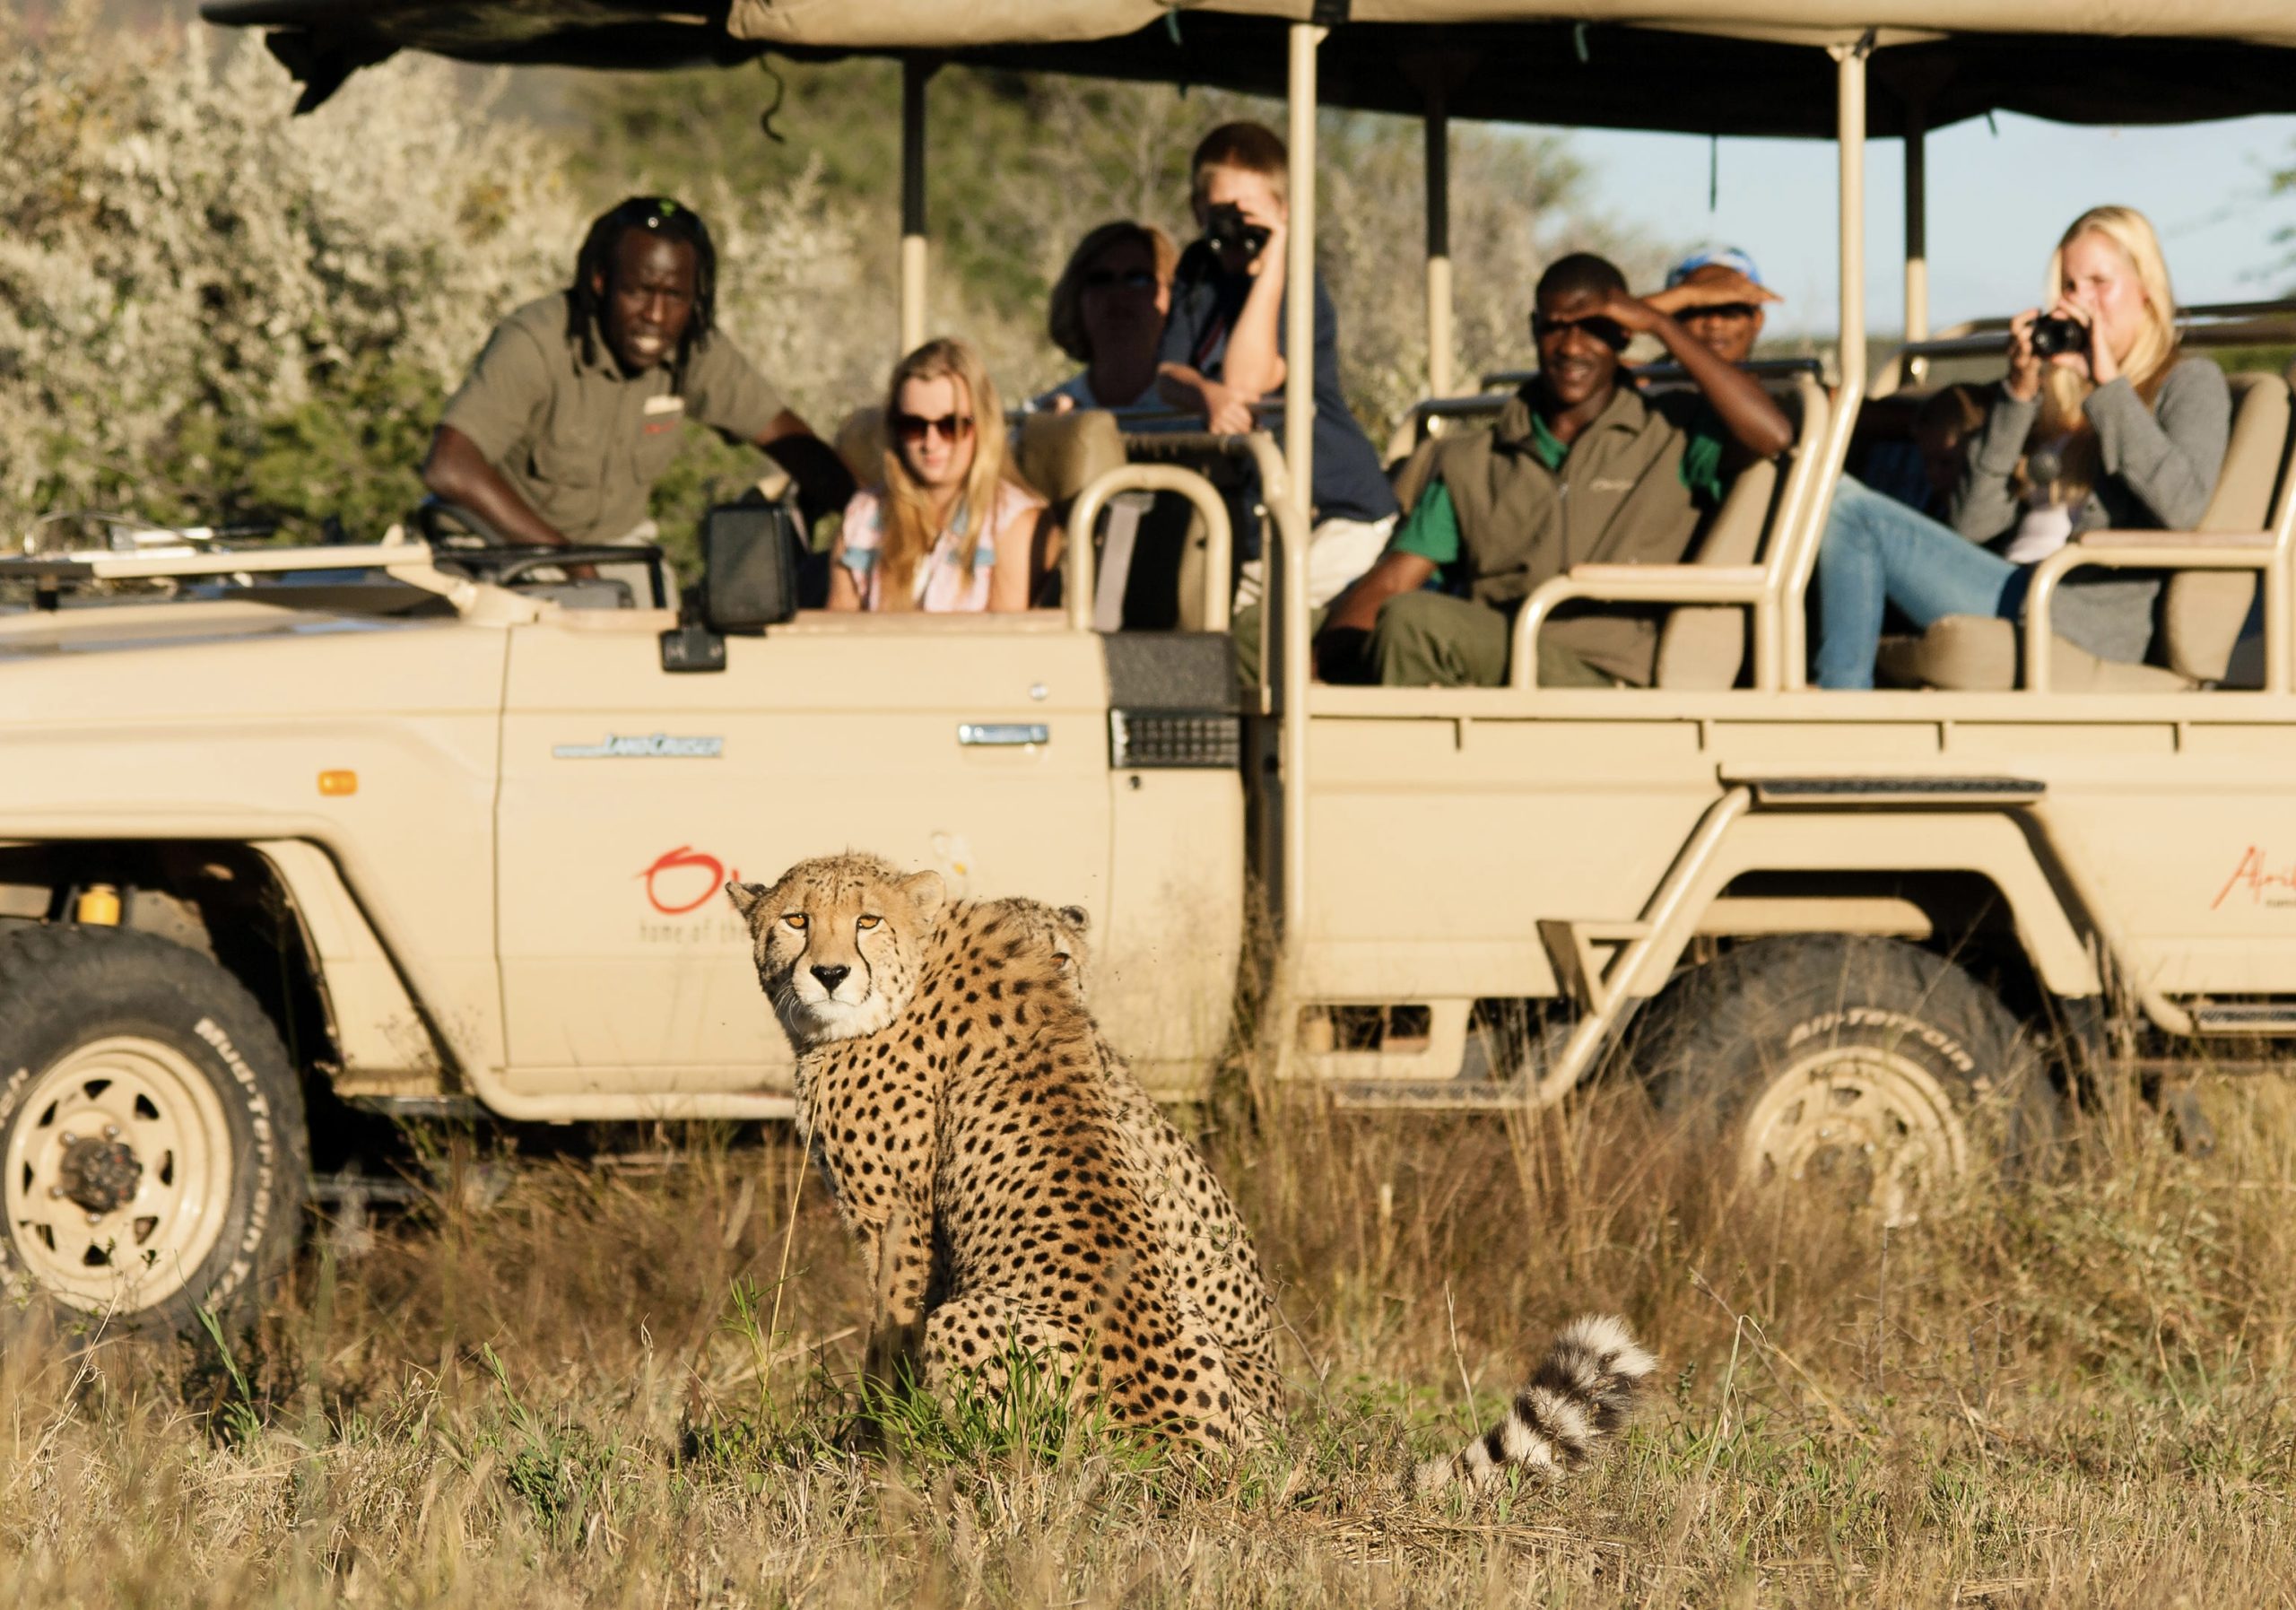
[1813,478,2030,690]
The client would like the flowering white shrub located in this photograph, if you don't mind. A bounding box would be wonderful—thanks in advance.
[0,4,872,542]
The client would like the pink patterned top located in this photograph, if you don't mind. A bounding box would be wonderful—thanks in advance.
[836,481,1041,613]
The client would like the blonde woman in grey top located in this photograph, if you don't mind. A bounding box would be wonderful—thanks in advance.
[1813,205,2230,688]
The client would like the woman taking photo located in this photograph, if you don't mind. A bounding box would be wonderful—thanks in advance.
[1813,205,2230,688]
[1035,221,1177,413]
[831,338,1054,614]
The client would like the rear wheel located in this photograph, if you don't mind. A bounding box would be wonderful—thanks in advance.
[1634,935,2058,1224]
[0,926,309,1333]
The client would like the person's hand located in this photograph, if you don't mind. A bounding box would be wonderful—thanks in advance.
[1196,378,1257,435]
[2005,309,2043,402]
[1244,210,1287,280]
[1047,393,1076,414]
[2049,296,2113,386]
[1587,288,1665,336]
[1647,265,1781,317]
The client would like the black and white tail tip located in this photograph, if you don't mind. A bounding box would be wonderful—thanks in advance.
[1416,1314,1656,1497]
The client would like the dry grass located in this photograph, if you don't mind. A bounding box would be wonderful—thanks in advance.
[7,1073,2296,1607]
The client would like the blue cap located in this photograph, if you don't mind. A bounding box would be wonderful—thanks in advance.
[1665,246,1763,290]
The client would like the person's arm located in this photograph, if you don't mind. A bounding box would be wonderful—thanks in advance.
[755,410,857,529]
[822,496,863,611]
[1591,290,1792,459]
[1218,215,1289,399]
[1643,265,1780,320]
[2085,359,2229,531]
[986,503,1042,613]
[1156,364,1256,435]
[420,425,571,549]
[1315,551,1437,678]
[1950,313,2045,543]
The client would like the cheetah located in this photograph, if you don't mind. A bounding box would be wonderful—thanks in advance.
[727,852,1653,1482]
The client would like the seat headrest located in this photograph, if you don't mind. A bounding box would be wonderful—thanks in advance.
[834,407,888,486]
[1013,410,1127,506]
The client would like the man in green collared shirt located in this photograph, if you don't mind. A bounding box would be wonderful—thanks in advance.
[421,196,851,558]
[1315,252,1793,687]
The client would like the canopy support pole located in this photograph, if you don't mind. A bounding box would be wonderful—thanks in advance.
[899,56,935,356]
[1424,78,1453,399]
[1904,102,1928,381]
[1278,19,1322,992]
[1832,37,1870,393]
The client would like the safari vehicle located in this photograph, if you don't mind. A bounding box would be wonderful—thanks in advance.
[9,0,2296,1329]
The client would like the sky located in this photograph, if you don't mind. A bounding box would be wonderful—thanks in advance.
[1566,113,2296,337]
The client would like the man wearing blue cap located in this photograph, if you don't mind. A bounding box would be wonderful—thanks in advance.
[1648,247,1779,366]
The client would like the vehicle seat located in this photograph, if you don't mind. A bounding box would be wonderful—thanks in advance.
[1013,411,1127,607]
[833,407,888,487]
[1653,457,1780,689]
[1877,370,2293,691]
[2159,370,2294,685]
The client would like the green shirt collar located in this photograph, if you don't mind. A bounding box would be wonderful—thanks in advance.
[1526,409,1568,471]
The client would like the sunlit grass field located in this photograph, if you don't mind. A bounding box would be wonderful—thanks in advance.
[7,1073,2293,1606]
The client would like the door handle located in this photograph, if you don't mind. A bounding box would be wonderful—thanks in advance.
[958,723,1049,746]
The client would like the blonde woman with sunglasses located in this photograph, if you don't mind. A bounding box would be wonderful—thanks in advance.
[830,339,1053,614]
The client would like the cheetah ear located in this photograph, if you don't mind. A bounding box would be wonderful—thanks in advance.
[1058,904,1090,935]
[900,869,945,927]
[725,882,770,921]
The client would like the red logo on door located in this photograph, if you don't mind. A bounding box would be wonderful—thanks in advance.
[639,846,741,915]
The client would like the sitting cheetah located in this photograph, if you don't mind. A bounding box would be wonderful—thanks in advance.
[980,898,1284,1423]
[727,853,1652,1481]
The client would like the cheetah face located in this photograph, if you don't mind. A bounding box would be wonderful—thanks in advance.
[726,854,946,1049]
[1016,900,1093,1001]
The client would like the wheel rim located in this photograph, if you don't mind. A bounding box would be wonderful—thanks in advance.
[1735,1046,1970,1228]
[4,1036,235,1312]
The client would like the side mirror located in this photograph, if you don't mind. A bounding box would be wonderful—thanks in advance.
[700,503,801,633]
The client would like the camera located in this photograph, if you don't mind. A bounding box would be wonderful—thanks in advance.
[2029,315,2087,358]
[1204,202,1271,261]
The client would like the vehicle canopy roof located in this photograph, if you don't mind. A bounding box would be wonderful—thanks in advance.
[206,0,2296,131]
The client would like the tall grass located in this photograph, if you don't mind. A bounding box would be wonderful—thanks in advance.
[5,1076,2294,1606]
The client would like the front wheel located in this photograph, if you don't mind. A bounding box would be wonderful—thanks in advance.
[0,926,309,1333]
[1633,936,2059,1224]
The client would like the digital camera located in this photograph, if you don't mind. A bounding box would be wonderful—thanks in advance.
[2029,315,2087,358]
[1204,202,1272,261]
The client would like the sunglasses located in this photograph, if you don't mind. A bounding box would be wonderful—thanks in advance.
[892,411,975,444]
[1083,268,1157,292]
[1531,313,1631,352]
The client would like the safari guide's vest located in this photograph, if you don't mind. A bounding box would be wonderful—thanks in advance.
[1431,385,1702,686]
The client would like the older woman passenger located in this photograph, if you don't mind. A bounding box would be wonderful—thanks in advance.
[831,339,1055,614]
[1813,205,2231,688]
[1035,221,1178,413]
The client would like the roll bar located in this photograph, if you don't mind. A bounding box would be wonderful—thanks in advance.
[1063,463,1235,635]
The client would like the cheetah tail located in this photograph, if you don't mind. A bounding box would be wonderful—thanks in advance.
[1413,1314,1655,1497]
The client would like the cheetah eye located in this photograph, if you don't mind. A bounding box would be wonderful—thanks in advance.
[856,915,883,931]
[782,913,808,931]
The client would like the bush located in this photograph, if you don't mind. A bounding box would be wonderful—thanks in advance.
[0,5,870,546]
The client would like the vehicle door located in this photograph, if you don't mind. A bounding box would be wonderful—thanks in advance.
[493,612,1113,1095]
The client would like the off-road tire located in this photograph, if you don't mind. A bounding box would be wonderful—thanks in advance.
[1635,936,2059,1223]
[0,924,309,1334]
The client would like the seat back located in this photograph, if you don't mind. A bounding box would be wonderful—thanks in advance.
[2160,370,2294,684]
[1013,410,1127,507]
[1653,377,1825,689]
[833,406,889,488]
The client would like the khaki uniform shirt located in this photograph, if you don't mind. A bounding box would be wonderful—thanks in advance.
[1420,386,1718,685]
[439,293,787,545]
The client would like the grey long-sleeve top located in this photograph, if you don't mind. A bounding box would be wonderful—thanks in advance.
[1950,357,2231,663]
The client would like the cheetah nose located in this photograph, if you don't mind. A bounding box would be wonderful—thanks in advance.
[811,963,851,992]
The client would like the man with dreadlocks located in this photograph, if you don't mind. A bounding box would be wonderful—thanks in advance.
[422,196,851,559]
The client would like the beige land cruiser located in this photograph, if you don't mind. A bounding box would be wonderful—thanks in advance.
[6,296,2294,1329]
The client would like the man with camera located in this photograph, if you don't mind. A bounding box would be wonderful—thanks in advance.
[1311,252,1793,688]
[1156,121,1400,614]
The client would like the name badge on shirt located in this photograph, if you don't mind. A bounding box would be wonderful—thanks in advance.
[642,395,686,416]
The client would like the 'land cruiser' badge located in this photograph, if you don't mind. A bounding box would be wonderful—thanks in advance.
[552,734,724,759]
